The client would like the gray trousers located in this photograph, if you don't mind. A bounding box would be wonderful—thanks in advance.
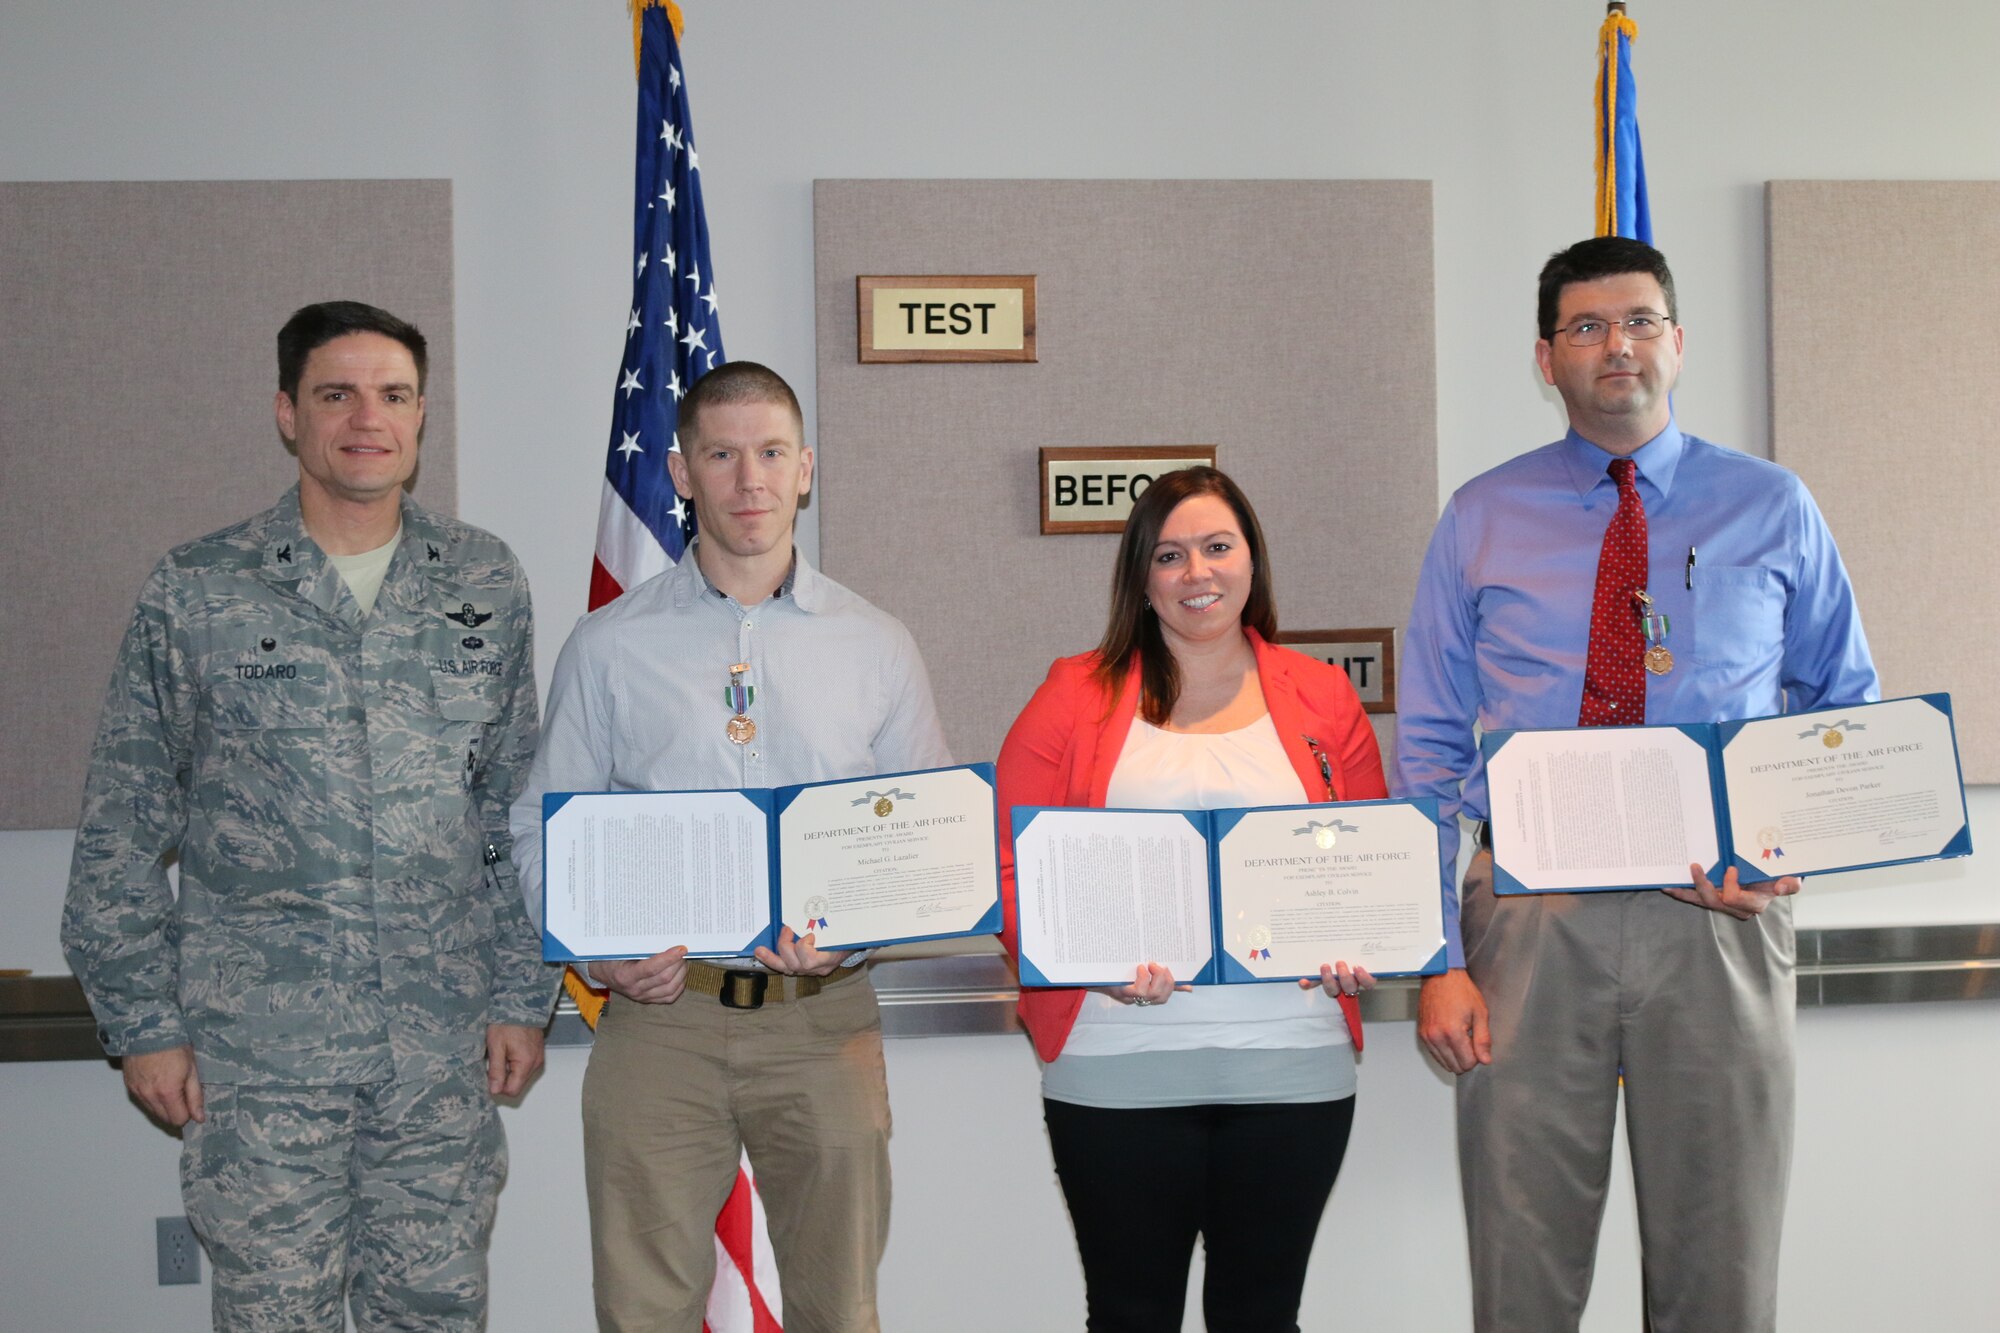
[1456,851,1795,1333]
[179,1062,505,1332]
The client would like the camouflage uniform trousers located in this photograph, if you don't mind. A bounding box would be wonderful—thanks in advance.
[179,1059,505,1332]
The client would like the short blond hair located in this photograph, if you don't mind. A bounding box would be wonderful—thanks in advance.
[680,361,803,446]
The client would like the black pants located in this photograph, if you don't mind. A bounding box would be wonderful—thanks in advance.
[1043,1096,1356,1333]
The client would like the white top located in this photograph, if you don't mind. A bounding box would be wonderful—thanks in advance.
[326,528,401,615]
[1059,715,1349,1056]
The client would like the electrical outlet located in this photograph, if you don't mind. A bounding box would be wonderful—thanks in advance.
[156,1216,201,1285]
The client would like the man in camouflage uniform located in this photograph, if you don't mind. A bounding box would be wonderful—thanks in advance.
[62,301,559,1331]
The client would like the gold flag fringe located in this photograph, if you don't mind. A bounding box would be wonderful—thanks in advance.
[630,0,686,81]
[1593,12,1639,238]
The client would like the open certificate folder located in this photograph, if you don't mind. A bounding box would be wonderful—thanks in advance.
[540,764,1002,961]
[1481,694,1971,895]
[1010,799,1449,986]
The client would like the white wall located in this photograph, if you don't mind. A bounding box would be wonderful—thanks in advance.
[4,2,1997,1329]
[8,1005,1997,1331]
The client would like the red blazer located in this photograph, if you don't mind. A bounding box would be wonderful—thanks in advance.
[997,629,1389,1064]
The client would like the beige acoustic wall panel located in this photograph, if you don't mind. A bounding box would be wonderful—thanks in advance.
[1768,181,1998,782]
[814,180,1436,767]
[0,180,456,829]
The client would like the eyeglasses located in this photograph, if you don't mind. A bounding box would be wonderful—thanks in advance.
[1551,314,1672,347]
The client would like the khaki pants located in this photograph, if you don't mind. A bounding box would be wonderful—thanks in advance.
[582,971,892,1333]
[1456,851,1796,1333]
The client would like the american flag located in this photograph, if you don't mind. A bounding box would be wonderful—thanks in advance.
[580,7,782,1332]
[590,0,726,608]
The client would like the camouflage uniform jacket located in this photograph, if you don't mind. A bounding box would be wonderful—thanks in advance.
[62,486,558,1086]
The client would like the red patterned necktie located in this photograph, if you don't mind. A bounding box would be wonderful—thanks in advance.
[1578,457,1647,727]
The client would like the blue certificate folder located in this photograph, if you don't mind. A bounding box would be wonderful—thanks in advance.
[1009,798,1450,987]
[1481,693,1971,895]
[540,763,1002,962]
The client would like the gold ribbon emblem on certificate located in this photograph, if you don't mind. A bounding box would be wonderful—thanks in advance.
[1313,826,1337,850]
[852,787,913,817]
[1821,728,1843,749]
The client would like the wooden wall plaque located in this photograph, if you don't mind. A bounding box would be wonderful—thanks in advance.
[857,274,1036,362]
[1276,628,1397,714]
[1039,446,1218,534]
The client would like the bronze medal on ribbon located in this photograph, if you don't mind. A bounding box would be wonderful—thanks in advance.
[724,662,757,744]
[1636,596,1674,675]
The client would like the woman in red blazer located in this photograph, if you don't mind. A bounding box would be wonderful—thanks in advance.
[998,467,1387,1333]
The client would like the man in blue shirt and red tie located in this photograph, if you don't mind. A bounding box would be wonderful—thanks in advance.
[1396,237,1877,1333]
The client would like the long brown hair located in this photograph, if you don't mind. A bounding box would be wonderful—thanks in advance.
[1090,466,1277,724]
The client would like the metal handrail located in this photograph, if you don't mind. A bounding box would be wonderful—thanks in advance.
[12,923,1996,1062]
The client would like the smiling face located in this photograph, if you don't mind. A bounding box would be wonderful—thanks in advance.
[667,398,814,564]
[1145,493,1254,650]
[1534,271,1684,454]
[275,331,424,508]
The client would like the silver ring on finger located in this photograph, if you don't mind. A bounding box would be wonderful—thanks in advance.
[1133,997,1152,1007]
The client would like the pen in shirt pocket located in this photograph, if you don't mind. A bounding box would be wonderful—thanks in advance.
[1685,545,1697,590]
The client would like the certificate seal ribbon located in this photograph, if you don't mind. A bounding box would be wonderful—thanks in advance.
[802,896,830,931]
[850,787,916,818]
[724,662,756,745]
[1247,925,1272,961]
[1293,818,1358,847]
[1797,719,1865,748]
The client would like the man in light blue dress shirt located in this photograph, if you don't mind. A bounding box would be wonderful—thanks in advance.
[1395,238,1877,1333]
[511,362,951,1332]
